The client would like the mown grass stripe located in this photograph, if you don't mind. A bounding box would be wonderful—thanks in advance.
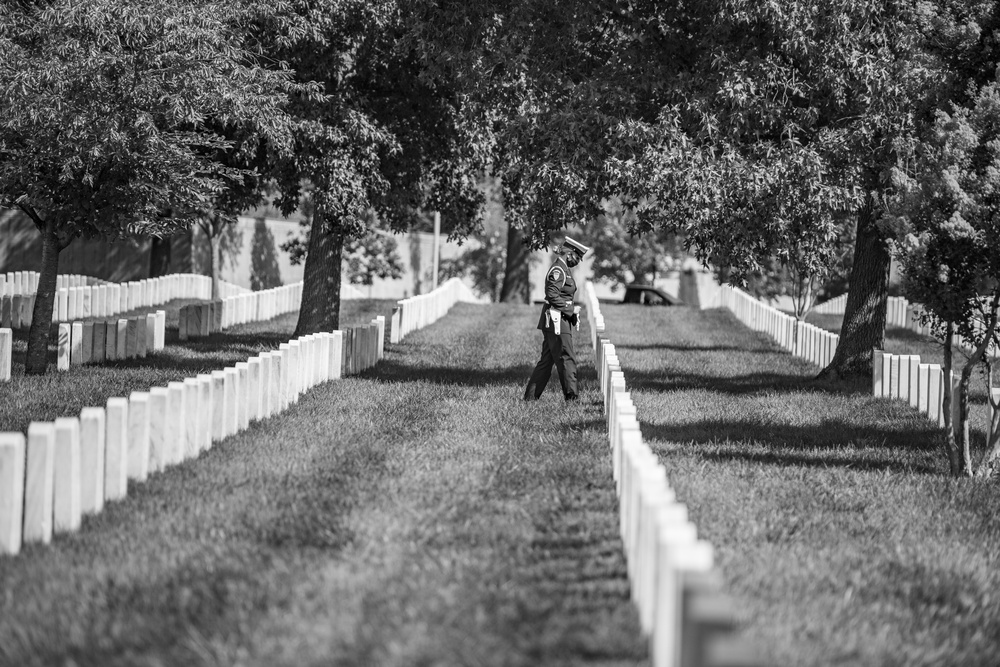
[0,301,648,666]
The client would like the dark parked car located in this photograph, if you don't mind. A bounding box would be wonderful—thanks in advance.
[621,284,681,306]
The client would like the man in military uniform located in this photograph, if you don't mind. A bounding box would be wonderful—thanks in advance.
[523,236,591,401]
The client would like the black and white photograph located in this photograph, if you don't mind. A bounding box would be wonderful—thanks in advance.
[1,1,999,665]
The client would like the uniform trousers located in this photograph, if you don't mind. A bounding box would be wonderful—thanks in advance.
[525,326,578,400]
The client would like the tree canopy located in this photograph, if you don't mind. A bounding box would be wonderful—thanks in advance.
[0,0,306,372]
[410,0,1000,377]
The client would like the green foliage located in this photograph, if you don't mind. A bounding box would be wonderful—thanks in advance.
[886,77,1000,475]
[737,221,855,318]
[439,175,509,301]
[887,80,1000,344]
[344,231,404,286]
[414,0,996,334]
[266,0,487,239]
[0,0,301,239]
[578,197,682,288]
[282,208,404,285]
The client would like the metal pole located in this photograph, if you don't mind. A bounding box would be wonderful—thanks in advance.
[432,211,441,290]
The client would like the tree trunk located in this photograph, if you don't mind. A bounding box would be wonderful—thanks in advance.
[294,209,343,336]
[209,234,221,300]
[25,221,62,375]
[818,197,891,380]
[969,295,1000,476]
[941,322,965,476]
[958,360,975,476]
[499,221,530,303]
[149,235,172,278]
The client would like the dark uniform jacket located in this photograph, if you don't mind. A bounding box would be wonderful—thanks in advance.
[536,256,577,330]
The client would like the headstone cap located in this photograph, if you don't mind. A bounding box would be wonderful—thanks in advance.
[562,236,591,257]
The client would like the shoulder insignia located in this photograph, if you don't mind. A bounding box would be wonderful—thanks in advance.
[550,268,562,283]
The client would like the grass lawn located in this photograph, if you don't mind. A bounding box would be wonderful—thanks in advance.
[606,304,1000,667]
[0,302,647,666]
[0,298,394,434]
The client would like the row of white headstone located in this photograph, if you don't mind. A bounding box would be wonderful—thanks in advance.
[51,274,214,323]
[0,328,10,382]
[0,293,34,330]
[0,316,387,557]
[390,277,479,343]
[871,350,1000,442]
[1,272,104,298]
[216,282,304,329]
[814,293,915,324]
[583,282,757,667]
[56,312,167,371]
[813,293,847,315]
[719,286,838,368]
[814,294,995,354]
[1,271,255,325]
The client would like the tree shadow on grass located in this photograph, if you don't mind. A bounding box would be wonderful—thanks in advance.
[613,342,779,354]
[641,418,943,474]
[887,326,933,343]
[367,353,600,390]
[698,447,938,473]
[624,367,870,396]
[370,358,566,388]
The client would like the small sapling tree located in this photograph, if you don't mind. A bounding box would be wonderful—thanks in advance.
[887,81,1000,477]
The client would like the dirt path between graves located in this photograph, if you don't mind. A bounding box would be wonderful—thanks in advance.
[0,302,647,667]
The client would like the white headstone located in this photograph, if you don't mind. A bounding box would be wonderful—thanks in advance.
[147,388,169,473]
[71,321,84,366]
[53,417,82,533]
[651,539,714,667]
[0,433,26,555]
[197,374,214,452]
[224,367,240,435]
[247,357,262,422]
[898,355,912,402]
[127,392,151,481]
[236,363,249,431]
[917,364,930,415]
[24,423,56,544]
[211,371,227,441]
[183,378,200,459]
[927,365,943,426]
[167,382,186,465]
[908,356,921,409]
[104,397,129,501]
[79,407,106,515]
[872,350,886,396]
[329,331,343,380]
[0,328,12,381]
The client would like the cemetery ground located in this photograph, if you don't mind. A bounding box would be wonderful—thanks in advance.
[3,299,998,667]
[606,304,1000,667]
[0,302,646,667]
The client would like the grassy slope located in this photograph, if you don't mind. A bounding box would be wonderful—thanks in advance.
[606,304,1000,667]
[0,299,393,434]
[0,302,646,667]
